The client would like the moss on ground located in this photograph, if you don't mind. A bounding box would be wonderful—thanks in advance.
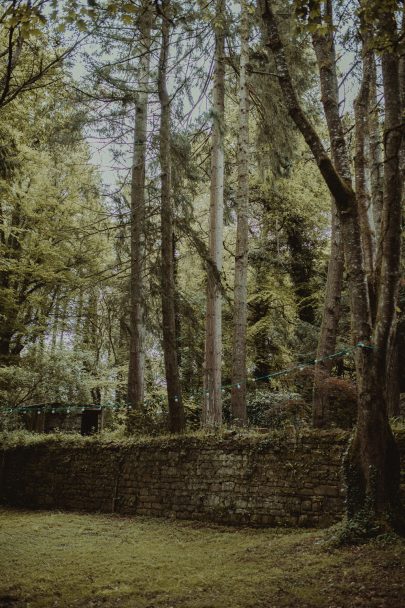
[0,509,404,607]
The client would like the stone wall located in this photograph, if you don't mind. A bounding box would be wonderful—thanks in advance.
[1,430,404,527]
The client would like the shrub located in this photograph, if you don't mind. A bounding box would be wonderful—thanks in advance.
[247,388,310,429]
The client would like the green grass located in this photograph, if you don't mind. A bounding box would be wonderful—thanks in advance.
[0,509,404,607]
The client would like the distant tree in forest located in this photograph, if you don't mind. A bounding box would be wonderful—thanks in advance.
[202,0,226,427]
[126,0,153,423]
[157,0,185,432]
[230,0,250,426]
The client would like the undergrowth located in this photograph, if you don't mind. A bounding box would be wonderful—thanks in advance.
[0,424,353,450]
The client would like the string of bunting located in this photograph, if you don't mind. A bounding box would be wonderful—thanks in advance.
[3,341,375,415]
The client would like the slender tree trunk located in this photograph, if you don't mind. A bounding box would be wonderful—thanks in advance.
[115,312,128,404]
[231,0,250,426]
[158,0,185,433]
[381,6,405,419]
[202,0,225,427]
[90,292,101,405]
[311,0,348,427]
[261,0,403,532]
[313,204,344,426]
[354,37,375,310]
[127,3,152,427]
[173,232,181,369]
[386,5,405,418]
[368,52,384,243]
[399,4,405,182]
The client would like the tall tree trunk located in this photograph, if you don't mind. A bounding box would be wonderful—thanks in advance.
[313,204,344,426]
[386,4,405,418]
[399,4,405,182]
[115,314,128,405]
[354,36,375,311]
[347,13,403,526]
[368,52,384,243]
[231,0,250,426]
[310,0,348,427]
[202,0,225,427]
[127,2,152,428]
[261,0,403,533]
[381,4,405,419]
[158,0,185,433]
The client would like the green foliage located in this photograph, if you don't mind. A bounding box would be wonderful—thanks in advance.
[0,0,373,438]
[0,347,114,408]
[247,388,310,429]
[126,388,170,435]
[328,512,399,547]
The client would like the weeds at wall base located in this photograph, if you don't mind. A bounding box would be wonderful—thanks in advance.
[326,510,405,547]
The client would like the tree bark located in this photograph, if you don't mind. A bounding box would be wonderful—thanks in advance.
[202,0,225,427]
[158,0,185,433]
[346,20,403,528]
[368,52,384,243]
[127,2,152,428]
[386,330,400,417]
[312,203,344,426]
[399,4,405,177]
[386,4,405,418]
[354,36,375,309]
[260,0,404,533]
[310,0,347,427]
[231,0,250,426]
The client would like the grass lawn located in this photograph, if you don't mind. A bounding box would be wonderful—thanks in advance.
[0,508,404,608]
